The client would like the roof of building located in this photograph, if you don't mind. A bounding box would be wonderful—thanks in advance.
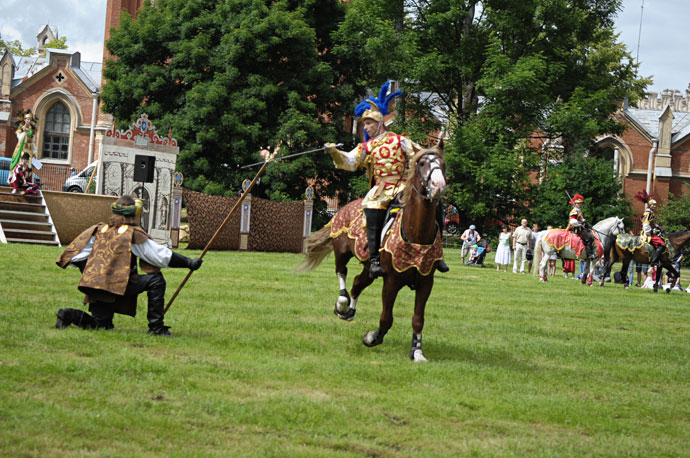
[625,106,690,144]
[37,25,58,38]
[11,49,101,93]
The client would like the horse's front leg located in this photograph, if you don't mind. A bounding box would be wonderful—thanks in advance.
[362,277,400,348]
[661,259,678,293]
[410,276,433,363]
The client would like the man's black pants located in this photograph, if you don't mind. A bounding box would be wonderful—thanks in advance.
[90,273,167,330]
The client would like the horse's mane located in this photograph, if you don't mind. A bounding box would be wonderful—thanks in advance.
[593,216,620,231]
[399,147,444,205]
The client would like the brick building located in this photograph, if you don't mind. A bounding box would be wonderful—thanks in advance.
[0,1,143,187]
[0,26,105,175]
[593,89,690,221]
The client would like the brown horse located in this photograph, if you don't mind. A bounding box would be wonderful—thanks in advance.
[610,231,690,292]
[300,147,447,362]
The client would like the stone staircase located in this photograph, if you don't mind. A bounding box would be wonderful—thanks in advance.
[0,185,60,246]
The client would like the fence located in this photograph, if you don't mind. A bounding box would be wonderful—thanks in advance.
[35,164,71,192]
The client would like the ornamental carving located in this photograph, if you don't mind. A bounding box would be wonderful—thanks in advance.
[635,87,690,112]
[105,113,178,146]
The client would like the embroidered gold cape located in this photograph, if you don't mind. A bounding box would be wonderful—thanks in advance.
[56,223,158,317]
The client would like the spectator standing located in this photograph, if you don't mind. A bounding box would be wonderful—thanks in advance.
[461,225,481,264]
[512,219,532,274]
[494,226,512,272]
[527,223,539,273]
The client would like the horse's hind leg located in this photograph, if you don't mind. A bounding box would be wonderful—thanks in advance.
[410,277,433,363]
[539,248,550,281]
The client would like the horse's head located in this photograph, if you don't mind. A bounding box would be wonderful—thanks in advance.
[405,147,446,202]
[615,217,625,235]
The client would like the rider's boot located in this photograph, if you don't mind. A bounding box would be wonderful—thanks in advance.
[435,202,449,273]
[364,209,387,278]
[584,238,596,259]
[650,245,664,267]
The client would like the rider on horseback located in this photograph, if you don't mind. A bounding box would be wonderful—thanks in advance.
[566,193,596,259]
[325,82,449,278]
[636,190,666,267]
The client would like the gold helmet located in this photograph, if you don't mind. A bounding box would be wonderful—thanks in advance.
[360,100,383,123]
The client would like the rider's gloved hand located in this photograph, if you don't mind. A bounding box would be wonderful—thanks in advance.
[324,142,338,154]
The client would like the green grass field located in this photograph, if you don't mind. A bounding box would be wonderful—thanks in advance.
[1,243,690,457]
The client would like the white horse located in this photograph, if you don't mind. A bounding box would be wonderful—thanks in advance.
[533,217,625,285]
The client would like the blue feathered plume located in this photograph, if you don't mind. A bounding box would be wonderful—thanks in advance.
[354,81,403,140]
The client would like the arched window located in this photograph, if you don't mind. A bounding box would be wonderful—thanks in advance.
[43,101,70,160]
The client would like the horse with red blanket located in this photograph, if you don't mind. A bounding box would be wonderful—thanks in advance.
[533,217,625,285]
[300,147,446,362]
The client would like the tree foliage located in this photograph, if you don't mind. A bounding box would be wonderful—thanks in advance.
[43,36,68,53]
[333,0,649,228]
[0,34,36,56]
[528,154,633,229]
[658,184,690,233]
[102,0,355,218]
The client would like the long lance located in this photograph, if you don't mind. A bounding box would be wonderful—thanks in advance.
[239,144,342,169]
[164,149,278,314]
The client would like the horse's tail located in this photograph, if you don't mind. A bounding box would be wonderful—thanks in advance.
[298,226,334,273]
[533,232,544,277]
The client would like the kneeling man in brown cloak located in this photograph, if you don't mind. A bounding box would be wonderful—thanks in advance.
[55,195,202,336]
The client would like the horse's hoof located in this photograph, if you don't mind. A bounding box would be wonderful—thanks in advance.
[334,306,356,321]
[362,330,383,347]
[411,349,428,363]
[335,296,350,314]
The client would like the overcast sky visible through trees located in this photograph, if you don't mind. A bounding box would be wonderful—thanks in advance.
[1,0,688,93]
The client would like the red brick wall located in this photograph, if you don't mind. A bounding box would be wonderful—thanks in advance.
[0,125,10,158]
[7,65,96,170]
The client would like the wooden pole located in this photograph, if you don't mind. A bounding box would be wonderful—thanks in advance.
[85,161,98,194]
[164,150,277,314]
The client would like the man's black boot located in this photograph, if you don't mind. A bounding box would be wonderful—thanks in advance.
[56,308,97,329]
[364,209,387,278]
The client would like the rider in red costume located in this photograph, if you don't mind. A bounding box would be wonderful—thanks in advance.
[566,193,596,259]
[635,190,666,267]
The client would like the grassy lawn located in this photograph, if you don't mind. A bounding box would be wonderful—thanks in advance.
[1,243,689,456]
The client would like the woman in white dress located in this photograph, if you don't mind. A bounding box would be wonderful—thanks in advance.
[495,226,512,271]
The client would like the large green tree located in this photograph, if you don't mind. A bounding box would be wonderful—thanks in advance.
[528,154,633,229]
[102,0,355,215]
[333,0,649,228]
[658,184,690,233]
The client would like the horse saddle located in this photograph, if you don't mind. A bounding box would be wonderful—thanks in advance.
[615,234,649,254]
[328,195,404,262]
